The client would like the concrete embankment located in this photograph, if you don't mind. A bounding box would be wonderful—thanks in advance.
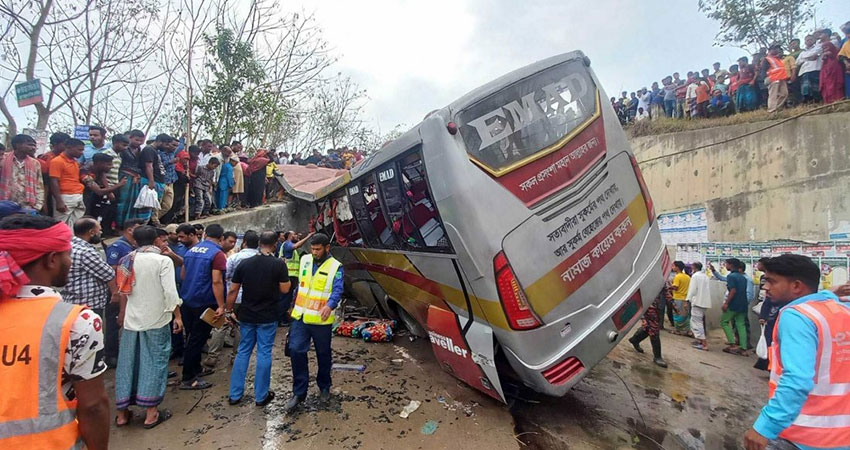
[632,112,850,242]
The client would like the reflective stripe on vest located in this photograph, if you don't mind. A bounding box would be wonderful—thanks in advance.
[768,299,850,447]
[0,297,84,449]
[290,254,340,325]
[766,55,789,83]
[286,249,301,278]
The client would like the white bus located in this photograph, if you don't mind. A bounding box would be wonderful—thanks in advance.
[305,51,668,402]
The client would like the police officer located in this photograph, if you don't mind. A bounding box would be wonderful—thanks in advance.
[0,215,110,449]
[283,233,343,412]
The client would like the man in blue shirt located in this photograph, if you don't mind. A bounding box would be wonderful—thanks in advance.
[744,254,850,450]
[82,126,112,164]
[720,258,751,355]
[179,223,227,390]
[708,89,733,117]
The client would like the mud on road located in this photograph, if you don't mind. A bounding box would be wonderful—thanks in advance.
[106,327,765,450]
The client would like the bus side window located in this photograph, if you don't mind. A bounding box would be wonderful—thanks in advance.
[376,161,413,250]
[400,152,452,252]
[331,193,362,247]
[347,176,386,249]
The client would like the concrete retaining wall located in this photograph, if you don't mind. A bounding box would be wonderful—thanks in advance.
[190,201,314,234]
[631,112,850,242]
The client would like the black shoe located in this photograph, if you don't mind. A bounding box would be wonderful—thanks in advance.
[229,397,242,406]
[319,389,331,404]
[653,357,668,368]
[256,390,275,407]
[628,336,644,354]
[283,395,305,413]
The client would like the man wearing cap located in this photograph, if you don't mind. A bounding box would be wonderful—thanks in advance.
[138,134,172,226]
[0,215,110,449]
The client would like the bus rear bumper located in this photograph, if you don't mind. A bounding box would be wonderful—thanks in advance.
[501,245,667,397]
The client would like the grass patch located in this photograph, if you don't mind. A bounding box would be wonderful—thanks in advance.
[626,101,850,138]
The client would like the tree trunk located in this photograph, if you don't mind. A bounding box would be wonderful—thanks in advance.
[0,97,17,144]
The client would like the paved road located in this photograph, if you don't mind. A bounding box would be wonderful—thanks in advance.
[105,325,765,450]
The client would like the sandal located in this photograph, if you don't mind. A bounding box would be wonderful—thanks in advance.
[143,409,172,429]
[200,367,215,377]
[179,379,212,390]
[115,410,133,427]
[722,346,739,354]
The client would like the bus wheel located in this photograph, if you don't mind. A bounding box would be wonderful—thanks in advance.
[395,304,427,338]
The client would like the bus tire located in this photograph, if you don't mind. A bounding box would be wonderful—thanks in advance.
[391,300,428,338]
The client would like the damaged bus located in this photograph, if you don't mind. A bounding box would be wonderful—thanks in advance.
[303,51,668,402]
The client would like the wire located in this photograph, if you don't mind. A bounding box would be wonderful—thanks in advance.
[636,100,850,166]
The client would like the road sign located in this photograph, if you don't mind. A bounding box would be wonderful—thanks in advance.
[22,128,49,156]
[74,125,91,140]
[15,80,43,107]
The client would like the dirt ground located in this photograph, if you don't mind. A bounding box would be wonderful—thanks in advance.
[105,325,767,450]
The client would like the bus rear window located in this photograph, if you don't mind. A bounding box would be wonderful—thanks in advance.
[457,60,597,175]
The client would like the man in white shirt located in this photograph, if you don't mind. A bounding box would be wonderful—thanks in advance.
[796,34,823,102]
[114,225,182,428]
[687,262,713,351]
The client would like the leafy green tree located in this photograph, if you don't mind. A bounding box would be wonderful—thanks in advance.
[698,0,820,52]
[194,27,281,144]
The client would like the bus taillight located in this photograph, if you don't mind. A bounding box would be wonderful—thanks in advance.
[629,154,655,224]
[494,251,541,330]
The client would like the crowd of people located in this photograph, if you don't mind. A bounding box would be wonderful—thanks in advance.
[0,207,343,448]
[613,24,850,124]
[0,127,368,237]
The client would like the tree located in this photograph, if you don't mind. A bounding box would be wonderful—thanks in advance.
[698,0,820,52]
[313,75,368,149]
[0,0,163,131]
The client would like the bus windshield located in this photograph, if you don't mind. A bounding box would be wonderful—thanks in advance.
[457,59,597,175]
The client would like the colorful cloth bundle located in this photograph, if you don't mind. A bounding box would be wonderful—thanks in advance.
[335,318,397,342]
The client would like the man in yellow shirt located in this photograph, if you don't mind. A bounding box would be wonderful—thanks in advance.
[671,261,692,335]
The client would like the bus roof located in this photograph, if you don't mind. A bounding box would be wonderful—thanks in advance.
[284,50,588,202]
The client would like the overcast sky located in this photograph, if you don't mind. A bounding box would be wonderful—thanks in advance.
[309,0,847,132]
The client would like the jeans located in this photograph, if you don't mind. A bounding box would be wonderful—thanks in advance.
[721,310,748,348]
[279,276,297,323]
[192,187,211,217]
[229,322,277,402]
[664,99,676,117]
[289,318,332,397]
[181,304,214,382]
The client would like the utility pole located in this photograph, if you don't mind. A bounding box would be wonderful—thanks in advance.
[184,43,194,223]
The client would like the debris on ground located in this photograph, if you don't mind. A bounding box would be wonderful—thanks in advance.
[399,400,422,418]
[421,420,439,435]
[332,363,366,372]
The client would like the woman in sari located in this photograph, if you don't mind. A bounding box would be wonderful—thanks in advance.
[117,146,142,227]
[819,30,846,104]
[246,150,270,207]
[735,62,759,112]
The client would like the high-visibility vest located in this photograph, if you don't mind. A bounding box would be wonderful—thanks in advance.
[290,254,341,325]
[768,298,850,448]
[766,55,790,83]
[286,249,301,278]
[0,296,85,449]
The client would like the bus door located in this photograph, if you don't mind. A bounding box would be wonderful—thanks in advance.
[377,152,505,402]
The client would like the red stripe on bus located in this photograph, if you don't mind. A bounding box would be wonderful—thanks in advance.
[346,261,445,299]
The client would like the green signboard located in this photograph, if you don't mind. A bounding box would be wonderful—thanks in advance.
[15,79,43,107]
